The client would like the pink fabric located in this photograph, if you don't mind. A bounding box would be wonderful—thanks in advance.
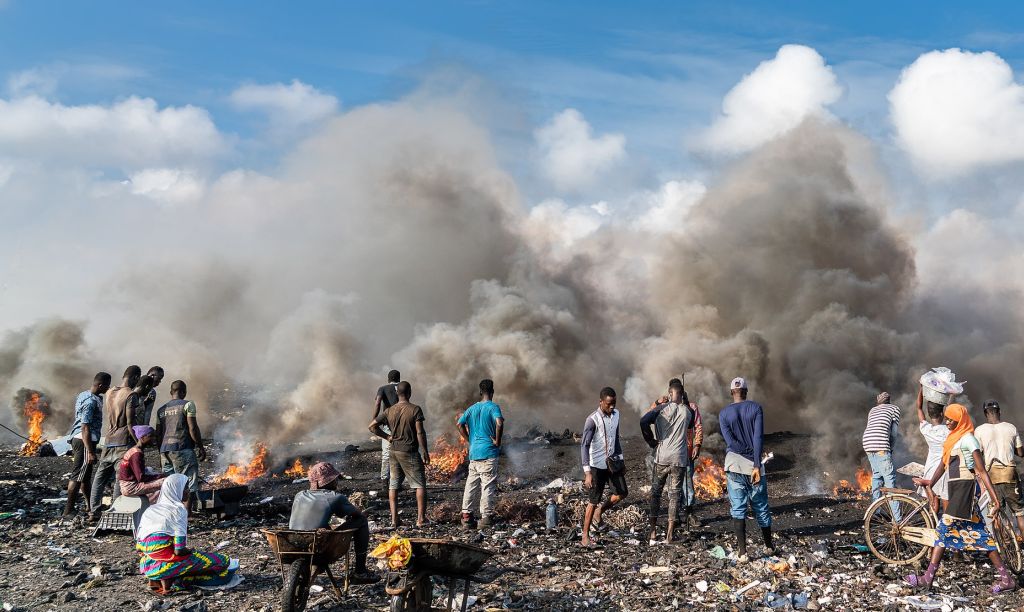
[121,478,166,504]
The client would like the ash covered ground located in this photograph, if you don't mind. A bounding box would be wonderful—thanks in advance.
[1,432,1022,611]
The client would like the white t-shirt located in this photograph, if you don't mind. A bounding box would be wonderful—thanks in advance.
[975,422,1022,469]
[918,421,949,500]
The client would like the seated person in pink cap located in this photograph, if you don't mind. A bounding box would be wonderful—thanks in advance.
[289,462,378,584]
[118,425,166,503]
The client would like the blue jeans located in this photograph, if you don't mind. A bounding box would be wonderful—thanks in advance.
[726,470,771,527]
[681,463,695,508]
[867,451,901,521]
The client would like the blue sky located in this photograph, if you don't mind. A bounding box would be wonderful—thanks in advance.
[4,0,1024,179]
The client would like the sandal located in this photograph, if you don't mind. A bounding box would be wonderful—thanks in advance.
[149,580,186,596]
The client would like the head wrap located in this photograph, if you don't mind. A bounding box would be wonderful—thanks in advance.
[308,462,340,490]
[133,425,155,441]
[136,473,189,540]
[941,403,974,466]
[876,392,891,405]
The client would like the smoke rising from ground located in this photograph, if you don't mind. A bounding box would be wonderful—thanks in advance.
[3,94,1023,477]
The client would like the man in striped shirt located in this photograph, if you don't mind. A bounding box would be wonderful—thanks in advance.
[862,392,901,505]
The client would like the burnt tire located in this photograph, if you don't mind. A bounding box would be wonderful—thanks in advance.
[282,559,311,612]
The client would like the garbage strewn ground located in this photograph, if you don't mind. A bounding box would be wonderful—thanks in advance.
[2,432,1023,611]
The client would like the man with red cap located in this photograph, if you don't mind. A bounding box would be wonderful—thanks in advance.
[288,462,378,583]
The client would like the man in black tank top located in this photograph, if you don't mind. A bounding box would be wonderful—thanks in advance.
[373,370,401,482]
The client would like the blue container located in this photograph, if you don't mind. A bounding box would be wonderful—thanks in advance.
[546,500,557,529]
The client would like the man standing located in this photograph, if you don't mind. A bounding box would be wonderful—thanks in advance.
[458,379,504,529]
[640,378,692,543]
[289,462,379,583]
[683,395,703,528]
[580,387,627,548]
[63,372,112,518]
[88,367,152,521]
[373,370,401,483]
[719,377,773,560]
[368,381,431,528]
[975,400,1024,535]
[156,380,206,508]
[862,391,901,502]
[142,366,164,427]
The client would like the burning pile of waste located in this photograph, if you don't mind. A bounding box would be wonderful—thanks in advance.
[426,435,468,482]
[832,468,873,499]
[16,389,52,457]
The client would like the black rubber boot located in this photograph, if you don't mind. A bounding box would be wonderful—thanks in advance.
[761,526,775,554]
[732,519,747,559]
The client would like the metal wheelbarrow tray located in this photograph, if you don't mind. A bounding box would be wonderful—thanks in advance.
[387,538,521,612]
[262,527,357,612]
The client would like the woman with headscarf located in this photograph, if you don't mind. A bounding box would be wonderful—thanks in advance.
[118,425,165,503]
[910,403,1015,593]
[136,474,237,594]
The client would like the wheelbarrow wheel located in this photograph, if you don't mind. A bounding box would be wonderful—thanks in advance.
[282,559,312,612]
[389,576,432,611]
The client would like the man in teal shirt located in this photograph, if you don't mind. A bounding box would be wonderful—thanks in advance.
[458,379,504,529]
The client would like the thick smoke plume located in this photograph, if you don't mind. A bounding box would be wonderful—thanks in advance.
[3,96,1023,478]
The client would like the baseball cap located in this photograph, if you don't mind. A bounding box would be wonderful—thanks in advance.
[730,377,748,390]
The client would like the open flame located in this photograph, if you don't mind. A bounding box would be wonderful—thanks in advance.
[214,442,269,485]
[693,456,726,500]
[18,393,47,457]
[283,458,306,478]
[832,467,873,498]
[425,435,468,482]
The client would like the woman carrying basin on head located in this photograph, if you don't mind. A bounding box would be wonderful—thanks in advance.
[910,403,1015,594]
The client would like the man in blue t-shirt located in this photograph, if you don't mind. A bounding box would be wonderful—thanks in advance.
[457,379,504,529]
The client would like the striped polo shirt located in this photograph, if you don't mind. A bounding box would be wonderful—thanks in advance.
[862,403,901,453]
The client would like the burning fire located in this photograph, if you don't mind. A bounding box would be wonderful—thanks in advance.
[693,456,726,500]
[425,436,468,482]
[18,393,47,457]
[214,442,269,485]
[832,467,873,498]
[283,458,306,478]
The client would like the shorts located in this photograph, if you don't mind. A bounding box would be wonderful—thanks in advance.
[70,437,95,483]
[389,450,426,490]
[588,468,628,505]
[161,449,201,493]
[994,481,1024,517]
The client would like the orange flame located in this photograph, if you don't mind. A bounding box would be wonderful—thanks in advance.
[693,456,727,500]
[214,442,269,485]
[833,468,873,498]
[18,393,46,457]
[856,467,872,493]
[425,436,467,482]
[283,458,306,478]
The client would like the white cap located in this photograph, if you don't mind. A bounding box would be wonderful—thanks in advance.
[730,377,748,390]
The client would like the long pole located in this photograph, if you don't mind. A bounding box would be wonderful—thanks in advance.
[0,422,30,441]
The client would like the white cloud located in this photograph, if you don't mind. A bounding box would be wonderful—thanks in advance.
[700,44,841,154]
[0,95,226,168]
[631,179,706,233]
[7,68,58,97]
[229,79,338,129]
[128,168,205,204]
[889,48,1024,176]
[535,108,626,192]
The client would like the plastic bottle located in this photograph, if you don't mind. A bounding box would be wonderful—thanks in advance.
[546,499,557,529]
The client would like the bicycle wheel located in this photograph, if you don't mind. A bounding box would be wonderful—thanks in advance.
[864,494,935,565]
[992,508,1023,574]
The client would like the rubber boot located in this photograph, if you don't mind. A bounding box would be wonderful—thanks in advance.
[732,519,747,560]
[906,562,938,590]
[761,526,775,554]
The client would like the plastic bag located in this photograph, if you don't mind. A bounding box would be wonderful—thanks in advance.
[369,535,413,569]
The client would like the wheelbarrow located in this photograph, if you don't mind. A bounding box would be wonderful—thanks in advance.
[386,538,519,612]
[262,527,357,612]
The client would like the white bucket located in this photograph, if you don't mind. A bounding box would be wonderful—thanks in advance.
[922,386,954,406]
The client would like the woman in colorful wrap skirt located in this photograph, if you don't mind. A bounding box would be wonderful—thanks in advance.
[911,403,1016,594]
[136,474,237,594]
